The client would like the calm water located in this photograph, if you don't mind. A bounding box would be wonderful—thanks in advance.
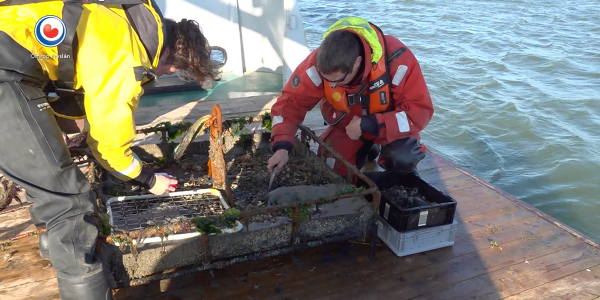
[298,0,600,242]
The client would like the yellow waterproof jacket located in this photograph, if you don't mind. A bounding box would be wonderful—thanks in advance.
[0,0,165,184]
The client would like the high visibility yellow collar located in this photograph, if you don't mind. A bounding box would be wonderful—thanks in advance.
[322,16,383,63]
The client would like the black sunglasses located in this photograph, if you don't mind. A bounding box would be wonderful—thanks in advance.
[321,65,353,88]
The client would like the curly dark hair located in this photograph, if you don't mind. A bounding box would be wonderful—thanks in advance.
[163,18,220,82]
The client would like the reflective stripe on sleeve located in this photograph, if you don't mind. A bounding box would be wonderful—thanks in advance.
[392,65,408,86]
[306,66,323,87]
[395,111,410,133]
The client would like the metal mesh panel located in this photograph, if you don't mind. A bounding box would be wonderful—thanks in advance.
[109,192,226,232]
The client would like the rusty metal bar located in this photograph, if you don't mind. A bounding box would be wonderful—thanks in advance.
[297,124,379,192]
[346,172,353,183]
[201,234,210,265]
[290,205,300,246]
[207,105,234,207]
[296,123,381,211]
[296,124,381,260]
[244,217,250,231]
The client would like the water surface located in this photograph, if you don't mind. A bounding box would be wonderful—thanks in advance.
[298,0,600,242]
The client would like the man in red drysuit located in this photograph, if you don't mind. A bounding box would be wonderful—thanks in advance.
[267,17,434,181]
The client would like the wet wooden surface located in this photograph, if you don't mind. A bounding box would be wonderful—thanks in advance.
[0,107,599,299]
[109,150,600,300]
[1,151,598,300]
[0,200,58,300]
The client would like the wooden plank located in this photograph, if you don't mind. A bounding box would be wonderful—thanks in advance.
[454,204,537,236]
[417,165,465,184]
[490,244,600,298]
[0,207,36,241]
[451,192,513,215]
[454,199,517,221]
[424,173,483,195]
[225,246,400,300]
[0,236,55,290]
[259,215,553,300]
[451,216,553,259]
[107,144,598,300]
[114,242,370,300]
[0,277,59,300]
[442,183,505,204]
[428,152,600,250]
[416,153,452,171]
[409,243,600,300]
[416,179,521,220]
[315,228,580,300]
[274,219,548,300]
[271,218,550,300]
[234,205,559,300]
[443,185,511,208]
[452,189,524,220]
[371,229,584,300]
[503,264,600,300]
[455,193,533,218]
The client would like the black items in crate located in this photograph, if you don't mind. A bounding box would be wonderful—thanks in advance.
[357,170,457,232]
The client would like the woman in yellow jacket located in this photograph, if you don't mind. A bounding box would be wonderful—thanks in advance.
[0,0,217,299]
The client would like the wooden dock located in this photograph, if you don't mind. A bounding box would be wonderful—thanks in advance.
[0,95,599,300]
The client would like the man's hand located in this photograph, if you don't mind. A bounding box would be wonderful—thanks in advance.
[345,116,362,140]
[149,174,178,195]
[268,149,289,173]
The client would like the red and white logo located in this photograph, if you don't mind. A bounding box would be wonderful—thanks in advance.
[34,15,66,48]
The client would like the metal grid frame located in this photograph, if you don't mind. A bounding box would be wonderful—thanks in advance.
[106,189,228,233]
[99,105,381,287]
[118,123,382,287]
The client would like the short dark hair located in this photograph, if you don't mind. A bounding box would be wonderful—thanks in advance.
[316,30,361,74]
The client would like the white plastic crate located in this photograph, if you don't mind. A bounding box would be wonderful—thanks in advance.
[106,189,243,246]
[377,216,457,257]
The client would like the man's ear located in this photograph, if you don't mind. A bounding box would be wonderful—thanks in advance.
[354,56,362,68]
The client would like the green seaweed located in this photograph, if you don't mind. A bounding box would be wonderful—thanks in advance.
[191,217,222,235]
[281,203,312,222]
[336,184,366,196]
[100,213,112,236]
[190,208,241,235]
[261,112,272,131]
